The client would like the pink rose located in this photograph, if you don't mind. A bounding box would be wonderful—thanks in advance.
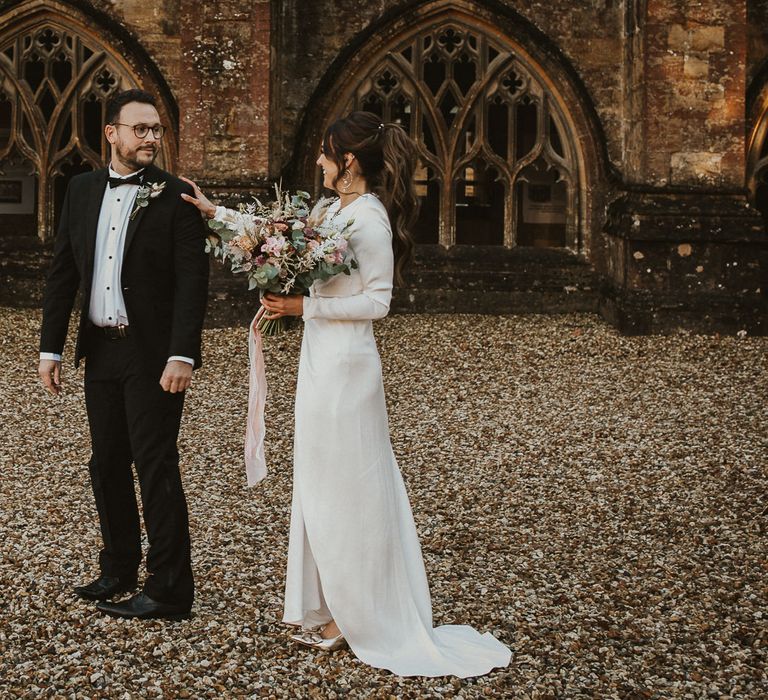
[262,236,285,257]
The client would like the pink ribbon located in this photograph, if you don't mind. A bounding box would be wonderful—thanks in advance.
[244,305,268,486]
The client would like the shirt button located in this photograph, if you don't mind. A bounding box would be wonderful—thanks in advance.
[108,316,112,320]
[112,227,116,231]
[117,199,121,202]
[109,256,112,260]
[106,287,110,290]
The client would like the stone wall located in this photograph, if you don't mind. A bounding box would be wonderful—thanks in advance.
[91,0,184,89]
[640,0,747,188]
[622,0,747,187]
[177,0,271,187]
[602,0,766,335]
[80,0,628,185]
[81,0,271,189]
[84,0,767,189]
[272,0,626,178]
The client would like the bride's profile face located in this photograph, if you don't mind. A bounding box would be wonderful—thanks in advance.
[316,150,339,191]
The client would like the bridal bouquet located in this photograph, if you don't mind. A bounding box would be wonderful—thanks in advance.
[205,184,357,335]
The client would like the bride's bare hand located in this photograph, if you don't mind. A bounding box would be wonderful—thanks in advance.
[262,293,304,319]
[180,176,217,218]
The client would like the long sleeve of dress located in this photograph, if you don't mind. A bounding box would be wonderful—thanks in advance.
[302,203,393,322]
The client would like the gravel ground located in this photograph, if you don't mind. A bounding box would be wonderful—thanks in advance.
[1,307,766,699]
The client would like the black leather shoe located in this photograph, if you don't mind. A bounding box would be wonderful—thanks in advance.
[96,592,191,620]
[74,575,138,601]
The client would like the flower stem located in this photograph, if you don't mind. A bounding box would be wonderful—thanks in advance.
[256,312,285,336]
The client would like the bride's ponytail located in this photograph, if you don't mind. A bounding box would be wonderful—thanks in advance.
[377,123,419,287]
[321,112,420,286]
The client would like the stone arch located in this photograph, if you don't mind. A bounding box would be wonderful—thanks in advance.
[293,0,610,257]
[0,0,178,241]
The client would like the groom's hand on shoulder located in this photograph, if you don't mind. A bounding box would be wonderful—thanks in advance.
[160,360,193,394]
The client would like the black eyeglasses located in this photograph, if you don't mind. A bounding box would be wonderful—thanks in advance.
[112,123,166,139]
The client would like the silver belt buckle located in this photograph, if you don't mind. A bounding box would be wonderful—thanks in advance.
[117,324,127,338]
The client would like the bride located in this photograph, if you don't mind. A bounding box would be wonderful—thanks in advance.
[183,111,511,677]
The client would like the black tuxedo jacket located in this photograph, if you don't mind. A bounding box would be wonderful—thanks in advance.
[40,163,209,377]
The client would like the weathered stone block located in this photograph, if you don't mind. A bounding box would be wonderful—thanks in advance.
[668,24,690,51]
[602,190,767,334]
[177,0,270,181]
[684,55,710,79]
[670,152,723,184]
[690,25,726,51]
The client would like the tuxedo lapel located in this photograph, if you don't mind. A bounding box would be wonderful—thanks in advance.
[123,192,147,256]
[123,164,167,256]
[84,168,108,284]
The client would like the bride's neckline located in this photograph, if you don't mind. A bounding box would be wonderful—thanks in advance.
[334,192,376,213]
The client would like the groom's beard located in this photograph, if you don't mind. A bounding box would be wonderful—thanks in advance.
[113,139,158,172]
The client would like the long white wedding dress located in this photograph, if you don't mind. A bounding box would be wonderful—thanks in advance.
[282,193,511,677]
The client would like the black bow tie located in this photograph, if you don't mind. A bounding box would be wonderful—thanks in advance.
[108,172,144,188]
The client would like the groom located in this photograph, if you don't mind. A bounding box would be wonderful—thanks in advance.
[38,89,209,620]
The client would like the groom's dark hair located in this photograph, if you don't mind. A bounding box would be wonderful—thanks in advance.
[105,89,157,125]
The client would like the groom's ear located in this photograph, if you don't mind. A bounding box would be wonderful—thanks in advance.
[105,123,117,145]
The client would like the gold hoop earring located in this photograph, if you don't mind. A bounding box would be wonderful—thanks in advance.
[340,171,353,193]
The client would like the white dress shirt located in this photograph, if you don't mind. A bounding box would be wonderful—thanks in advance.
[89,164,137,327]
[41,165,193,367]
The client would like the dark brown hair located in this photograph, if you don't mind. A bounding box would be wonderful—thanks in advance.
[322,111,419,286]
[105,89,157,125]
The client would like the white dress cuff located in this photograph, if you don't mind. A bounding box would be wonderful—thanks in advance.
[168,356,194,366]
[40,352,62,362]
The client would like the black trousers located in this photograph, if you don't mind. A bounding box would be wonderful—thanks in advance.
[83,330,194,607]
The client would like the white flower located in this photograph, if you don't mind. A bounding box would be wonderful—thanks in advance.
[130,180,166,220]
[149,182,166,198]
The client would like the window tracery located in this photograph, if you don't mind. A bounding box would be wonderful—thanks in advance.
[338,21,579,248]
[0,18,173,240]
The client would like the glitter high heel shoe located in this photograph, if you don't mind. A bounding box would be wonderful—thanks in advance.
[290,624,347,651]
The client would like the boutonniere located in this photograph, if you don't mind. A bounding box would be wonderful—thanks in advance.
[130,181,166,220]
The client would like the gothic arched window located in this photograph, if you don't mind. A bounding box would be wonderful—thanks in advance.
[0,14,176,241]
[329,20,579,249]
